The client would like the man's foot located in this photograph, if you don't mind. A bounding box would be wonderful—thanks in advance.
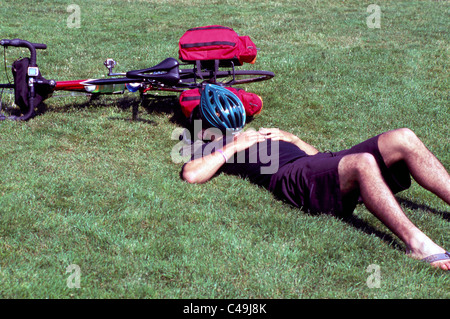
[421,251,450,271]
[406,233,450,270]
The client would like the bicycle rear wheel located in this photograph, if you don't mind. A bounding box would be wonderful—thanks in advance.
[177,68,274,89]
[214,69,275,85]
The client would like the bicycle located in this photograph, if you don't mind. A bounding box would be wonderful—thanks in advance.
[0,38,274,121]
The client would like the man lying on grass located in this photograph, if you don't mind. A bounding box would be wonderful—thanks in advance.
[180,84,450,271]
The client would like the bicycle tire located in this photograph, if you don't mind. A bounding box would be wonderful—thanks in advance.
[85,68,275,93]
[215,69,274,85]
[177,68,274,89]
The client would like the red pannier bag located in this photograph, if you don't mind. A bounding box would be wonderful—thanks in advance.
[179,87,263,119]
[179,88,202,118]
[179,25,257,66]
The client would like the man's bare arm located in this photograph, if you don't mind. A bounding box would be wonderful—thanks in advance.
[182,129,266,184]
[258,128,319,155]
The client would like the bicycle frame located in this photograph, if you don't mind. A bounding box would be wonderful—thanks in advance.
[53,57,185,95]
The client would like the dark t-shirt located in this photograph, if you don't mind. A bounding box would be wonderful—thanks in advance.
[188,136,308,188]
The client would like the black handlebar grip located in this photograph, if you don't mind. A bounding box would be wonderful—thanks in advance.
[0,39,11,46]
[1,39,24,47]
[0,39,46,49]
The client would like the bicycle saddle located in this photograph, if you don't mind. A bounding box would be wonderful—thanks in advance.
[126,57,180,86]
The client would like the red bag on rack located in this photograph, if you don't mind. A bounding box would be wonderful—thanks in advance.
[179,25,257,65]
[179,87,262,119]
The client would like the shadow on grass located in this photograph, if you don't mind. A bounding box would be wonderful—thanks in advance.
[34,92,189,126]
[335,196,449,252]
[108,94,185,126]
[396,196,449,222]
[34,91,260,129]
[338,212,404,252]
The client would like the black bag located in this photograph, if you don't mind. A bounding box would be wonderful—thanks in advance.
[11,57,50,114]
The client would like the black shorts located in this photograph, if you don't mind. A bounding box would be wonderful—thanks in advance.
[268,134,411,217]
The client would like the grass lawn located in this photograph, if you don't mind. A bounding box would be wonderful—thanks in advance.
[0,0,448,299]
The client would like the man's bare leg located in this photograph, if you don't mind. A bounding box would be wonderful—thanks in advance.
[378,128,450,205]
[338,152,450,270]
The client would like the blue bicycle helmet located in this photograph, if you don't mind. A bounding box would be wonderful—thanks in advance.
[199,84,246,133]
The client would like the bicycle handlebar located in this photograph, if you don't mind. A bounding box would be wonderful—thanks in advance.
[0,39,49,121]
[0,39,47,50]
[0,38,47,66]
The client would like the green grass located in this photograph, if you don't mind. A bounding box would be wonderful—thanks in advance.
[0,0,449,299]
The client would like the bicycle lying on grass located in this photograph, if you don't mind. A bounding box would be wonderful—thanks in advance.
[0,26,274,121]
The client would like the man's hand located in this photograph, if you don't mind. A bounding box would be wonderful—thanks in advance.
[258,128,319,155]
[231,128,267,153]
[258,128,298,143]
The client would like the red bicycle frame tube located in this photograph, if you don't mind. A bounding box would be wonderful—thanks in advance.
[54,79,92,91]
[54,78,185,94]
